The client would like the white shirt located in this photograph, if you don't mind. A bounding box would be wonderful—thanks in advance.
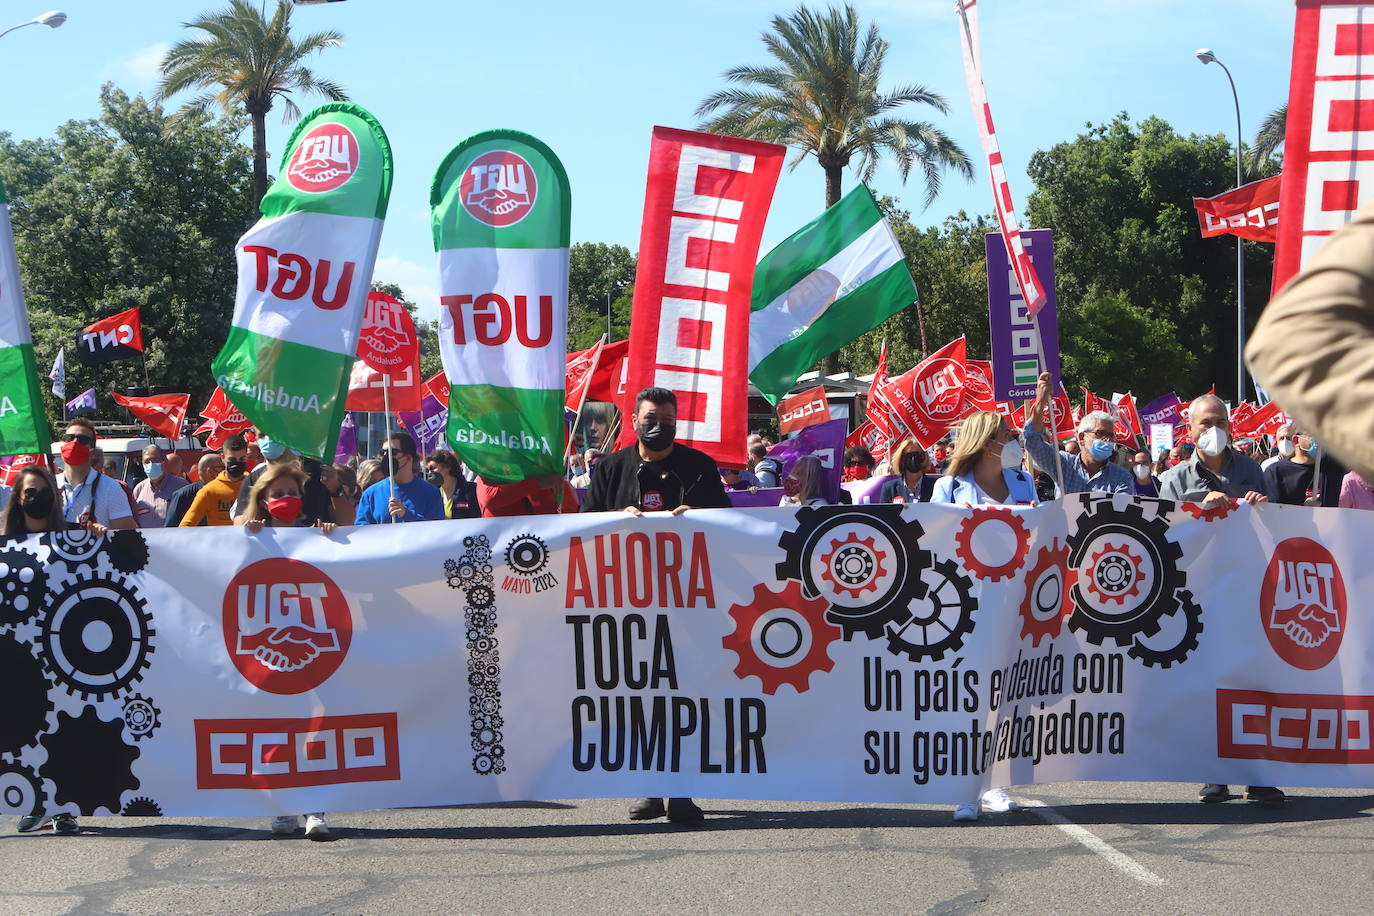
[61,469,133,526]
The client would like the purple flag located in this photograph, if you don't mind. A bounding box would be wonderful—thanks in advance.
[65,387,95,417]
[334,412,358,465]
[765,418,847,504]
[409,395,448,455]
[987,228,1060,401]
[1138,393,1182,429]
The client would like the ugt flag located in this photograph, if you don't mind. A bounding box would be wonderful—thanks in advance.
[74,306,143,366]
[0,175,52,455]
[211,103,393,459]
[749,186,916,405]
[432,130,570,483]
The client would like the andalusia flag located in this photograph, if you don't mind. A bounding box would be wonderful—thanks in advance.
[748,186,916,404]
[0,175,52,455]
[212,103,393,458]
[432,130,570,483]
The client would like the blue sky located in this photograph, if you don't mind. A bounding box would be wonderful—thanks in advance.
[0,0,1295,320]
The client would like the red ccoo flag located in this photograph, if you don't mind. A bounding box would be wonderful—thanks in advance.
[112,391,189,440]
[1193,175,1281,243]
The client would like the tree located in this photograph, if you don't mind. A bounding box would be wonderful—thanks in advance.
[695,3,971,372]
[1025,114,1276,400]
[1058,293,1193,398]
[157,0,347,207]
[1249,104,1286,175]
[567,242,636,351]
[0,85,254,425]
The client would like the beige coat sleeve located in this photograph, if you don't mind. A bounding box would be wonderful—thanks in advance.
[1246,205,1374,482]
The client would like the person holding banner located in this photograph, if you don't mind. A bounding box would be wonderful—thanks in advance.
[356,433,444,525]
[1130,450,1159,498]
[1024,373,1131,496]
[877,439,935,503]
[579,386,729,824]
[931,412,1038,509]
[1263,424,1317,506]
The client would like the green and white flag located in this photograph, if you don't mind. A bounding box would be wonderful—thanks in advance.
[432,130,570,483]
[212,103,393,458]
[0,175,53,455]
[748,186,916,404]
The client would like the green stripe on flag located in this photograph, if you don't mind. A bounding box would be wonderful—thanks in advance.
[0,343,51,454]
[749,186,884,312]
[211,327,354,458]
[751,261,915,404]
[445,384,566,484]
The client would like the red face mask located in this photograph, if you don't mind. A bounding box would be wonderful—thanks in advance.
[266,496,302,524]
[844,465,868,481]
[1167,458,1181,467]
[60,440,91,467]
[783,477,801,497]
[934,450,947,462]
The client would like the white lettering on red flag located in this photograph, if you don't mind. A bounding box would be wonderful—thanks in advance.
[877,338,968,448]
[778,385,832,435]
[1194,175,1282,242]
[618,128,784,463]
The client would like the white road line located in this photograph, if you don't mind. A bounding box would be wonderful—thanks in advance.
[1017,798,1167,887]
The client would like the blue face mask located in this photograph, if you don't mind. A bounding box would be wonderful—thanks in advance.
[1088,438,1116,462]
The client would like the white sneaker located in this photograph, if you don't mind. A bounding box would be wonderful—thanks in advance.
[304,813,330,840]
[952,803,979,822]
[270,815,299,836]
[979,788,1020,813]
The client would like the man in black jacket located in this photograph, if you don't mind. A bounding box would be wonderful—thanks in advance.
[580,387,730,824]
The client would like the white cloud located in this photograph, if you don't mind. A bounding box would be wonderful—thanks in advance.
[104,42,170,91]
[372,254,441,323]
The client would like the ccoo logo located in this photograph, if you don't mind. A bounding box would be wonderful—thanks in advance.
[286,123,360,194]
[1259,537,1347,670]
[222,558,353,694]
[460,150,537,227]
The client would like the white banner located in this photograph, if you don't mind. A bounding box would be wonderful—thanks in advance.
[4,497,1372,819]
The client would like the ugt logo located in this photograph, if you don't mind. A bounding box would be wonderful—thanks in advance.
[1259,537,1347,671]
[286,123,359,194]
[222,558,352,694]
[461,150,537,227]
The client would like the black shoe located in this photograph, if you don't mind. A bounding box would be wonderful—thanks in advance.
[666,797,704,824]
[628,797,665,820]
[1199,783,1232,803]
[1245,786,1285,807]
[52,814,78,835]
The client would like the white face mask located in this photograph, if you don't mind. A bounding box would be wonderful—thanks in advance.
[999,439,1024,470]
[1133,464,1152,480]
[1277,439,1295,458]
[1196,426,1229,457]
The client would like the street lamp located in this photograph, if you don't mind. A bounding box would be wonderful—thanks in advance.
[1196,47,1247,403]
[0,10,67,40]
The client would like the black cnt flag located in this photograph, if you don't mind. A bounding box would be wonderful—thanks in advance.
[74,307,144,366]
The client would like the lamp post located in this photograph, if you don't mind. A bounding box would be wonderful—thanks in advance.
[1196,47,1247,403]
[0,10,66,40]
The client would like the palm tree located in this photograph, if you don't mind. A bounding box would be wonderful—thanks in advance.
[1248,104,1286,176]
[157,0,348,207]
[695,4,973,211]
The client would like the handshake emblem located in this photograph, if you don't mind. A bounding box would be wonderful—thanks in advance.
[1270,602,1341,649]
[235,581,342,673]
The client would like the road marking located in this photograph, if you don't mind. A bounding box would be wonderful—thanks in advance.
[1017,798,1167,887]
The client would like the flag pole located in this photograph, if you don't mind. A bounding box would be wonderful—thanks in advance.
[567,334,607,460]
[382,372,395,521]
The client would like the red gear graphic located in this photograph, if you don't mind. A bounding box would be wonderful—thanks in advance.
[953,507,1032,581]
[1180,498,1238,522]
[819,532,888,599]
[1020,540,1074,646]
[722,581,839,695]
[1084,541,1145,605]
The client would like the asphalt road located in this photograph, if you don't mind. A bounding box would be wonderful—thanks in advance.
[3,782,1372,915]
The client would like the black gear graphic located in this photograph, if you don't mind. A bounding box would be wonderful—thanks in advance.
[883,557,978,662]
[122,694,161,741]
[456,561,479,581]
[467,584,495,610]
[473,753,493,774]
[504,534,550,576]
[0,547,46,625]
[488,712,504,729]
[40,704,140,815]
[121,796,162,816]
[0,635,54,754]
[104,530,150,574]
[469,610,490,630]
[42,529,104,567]
[39,569,155,700]
[776,505,932,640]
[0,760,45,818]
[463,536,477,549]
[1128,589,1205,669]
[469,545,492,563]
[479,694,499,715]
[1066,499,1185,647]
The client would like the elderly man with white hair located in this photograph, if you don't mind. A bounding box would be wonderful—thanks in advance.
[1157,393,1273,509]
[1022,372,1132,496]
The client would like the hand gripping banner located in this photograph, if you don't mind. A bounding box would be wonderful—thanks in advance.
[212,103,394,459]
[618,128,785,465]
[5,497,1374,818]
[0,175,52,455]
[431,130,570,483]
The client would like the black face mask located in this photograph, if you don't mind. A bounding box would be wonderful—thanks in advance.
[902,453,926,474]
[21,490,53,520]
[425,471,443,486]
[224,459,247,478]
[637,420,676,452]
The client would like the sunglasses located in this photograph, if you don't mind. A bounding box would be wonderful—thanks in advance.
[63,433,94,446]
[845,460,869,467]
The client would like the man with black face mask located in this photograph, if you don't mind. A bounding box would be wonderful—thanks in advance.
[580,386,730,824]
[180,435,251,526]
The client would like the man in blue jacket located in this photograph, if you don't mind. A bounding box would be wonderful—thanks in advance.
[356,432,445,524]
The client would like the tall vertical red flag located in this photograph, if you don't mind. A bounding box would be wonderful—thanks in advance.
[617,128,784,465]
